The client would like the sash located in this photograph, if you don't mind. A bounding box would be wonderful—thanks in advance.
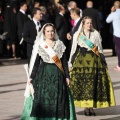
[40,41,64,73]
[78,34,100,57]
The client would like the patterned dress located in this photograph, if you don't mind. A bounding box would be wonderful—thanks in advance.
[69,30,116,108]
[21,40,76,120]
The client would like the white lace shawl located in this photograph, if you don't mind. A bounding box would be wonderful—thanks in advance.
[38,40,66,63]
[29,39,65,77]
[68,29,103,68]
[29,23,60,77]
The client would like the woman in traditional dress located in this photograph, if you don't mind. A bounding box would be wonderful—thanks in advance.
[21,23,77,120]
[68,16,116,116]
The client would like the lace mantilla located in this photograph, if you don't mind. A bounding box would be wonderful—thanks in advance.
[77,31,103,53]
[38,40,66,63]
[68,30,103,68]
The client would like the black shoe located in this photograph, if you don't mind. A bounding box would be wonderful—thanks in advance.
[84,110,91,116]
[89,111,96,116]
[89,108,96,116]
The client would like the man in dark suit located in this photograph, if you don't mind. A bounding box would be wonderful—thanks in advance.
[16,2,30,58]
[82,1,100,31]
[23,8,44,64]
[67,7,81,60]
[64,1,82,31]
[64,1,77,32]
[55,5,68,43]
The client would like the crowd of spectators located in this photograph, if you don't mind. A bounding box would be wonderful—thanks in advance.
[0,0,117,59]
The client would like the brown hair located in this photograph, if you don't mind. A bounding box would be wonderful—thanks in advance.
[43,23,55,34]
[33,2,40,7]
[70,7,80,16]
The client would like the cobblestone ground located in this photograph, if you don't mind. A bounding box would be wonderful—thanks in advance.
[0,57,120,120]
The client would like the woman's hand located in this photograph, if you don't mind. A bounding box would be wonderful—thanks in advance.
[66,78,70,86]
[69,67,72,72]
[27,78,32,85]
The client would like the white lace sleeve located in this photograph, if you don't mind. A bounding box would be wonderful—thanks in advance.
[37,40,66,63]
[38,45,50,62]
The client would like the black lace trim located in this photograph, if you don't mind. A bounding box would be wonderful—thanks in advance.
[31,63,70,118]
[70,52,111,102]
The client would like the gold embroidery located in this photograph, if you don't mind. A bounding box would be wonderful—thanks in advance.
[92,46,100,57]
[52,55,64,73]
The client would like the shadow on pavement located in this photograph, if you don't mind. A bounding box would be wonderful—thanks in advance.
[0,88,24,94]
[0,82,26,87]
[0,59,27,66]
[3,115,21,120]
[76,105,120,116]
[113,86,120,90]
[100,116,120,120]
[113,81,120,85]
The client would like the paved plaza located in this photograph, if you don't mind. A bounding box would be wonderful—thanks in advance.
[0,57,120,120]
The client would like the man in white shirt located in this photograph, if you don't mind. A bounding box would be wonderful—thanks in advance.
[66,8,82,60]
[67,1,82,17]
[106,1,120,71]
[67,8,81,40]
[23,8,44,64]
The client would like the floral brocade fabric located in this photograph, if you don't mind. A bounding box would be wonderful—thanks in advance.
[31,63,69,118]
[21,63,77,120]
[70,51,116,108]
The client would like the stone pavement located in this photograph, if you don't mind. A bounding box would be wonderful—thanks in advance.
[0,57,120,120]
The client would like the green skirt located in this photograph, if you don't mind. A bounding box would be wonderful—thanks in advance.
[21,63,76,120]
[70,51,116,108]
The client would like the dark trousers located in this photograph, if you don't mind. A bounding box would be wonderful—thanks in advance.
[113,35,120,66]
[28,56,31,65]
[18,36,27,59]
